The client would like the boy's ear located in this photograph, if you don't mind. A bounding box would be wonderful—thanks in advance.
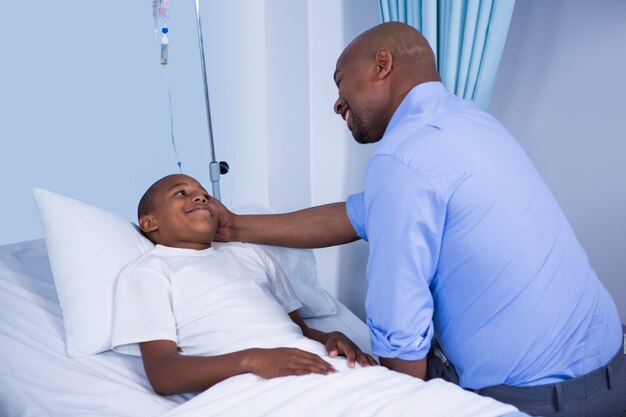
[139,214,158,233]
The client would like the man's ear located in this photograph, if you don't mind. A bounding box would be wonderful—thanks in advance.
[375,49,393,79]
[139,214,159,234]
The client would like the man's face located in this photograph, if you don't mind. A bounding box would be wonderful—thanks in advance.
[148,175,218,249]
[333,50,389,144]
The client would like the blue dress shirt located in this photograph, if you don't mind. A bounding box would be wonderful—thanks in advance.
[346,82,622,389]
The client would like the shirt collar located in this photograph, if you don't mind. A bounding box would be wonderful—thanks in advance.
[154,244,215,256]
[382,81,449,139]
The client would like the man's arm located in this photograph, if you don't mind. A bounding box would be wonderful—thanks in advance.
[140,340,336,396]
[209,200,360,248]
[288,311,378,368]
[379,356,427,380]
[361,156,442,380]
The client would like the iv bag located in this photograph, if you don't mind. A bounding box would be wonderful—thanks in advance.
[153,0,170,34]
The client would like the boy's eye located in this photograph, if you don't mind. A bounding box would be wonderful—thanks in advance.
[175,190,187,196]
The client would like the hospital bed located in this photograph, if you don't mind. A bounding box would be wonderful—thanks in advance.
[0,190,528,417]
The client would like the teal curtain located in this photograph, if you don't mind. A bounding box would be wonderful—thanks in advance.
[379,0,515,110]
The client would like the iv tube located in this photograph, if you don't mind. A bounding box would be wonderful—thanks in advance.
[152,1,180,172]
[163,67,182,173]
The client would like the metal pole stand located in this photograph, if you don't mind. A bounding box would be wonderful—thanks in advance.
[194,0,228,200]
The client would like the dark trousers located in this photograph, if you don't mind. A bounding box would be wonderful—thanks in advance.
[427,343,626,417]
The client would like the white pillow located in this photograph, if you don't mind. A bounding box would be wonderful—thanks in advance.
[33,189,336,357]
[34,188,155,357]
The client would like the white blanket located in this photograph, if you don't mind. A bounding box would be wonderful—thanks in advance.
[163,354,518,417]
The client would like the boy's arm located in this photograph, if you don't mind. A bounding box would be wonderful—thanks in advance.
[288,311,378,368]
[140,340,335,396]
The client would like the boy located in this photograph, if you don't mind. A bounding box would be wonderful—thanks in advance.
[111,174,377,396]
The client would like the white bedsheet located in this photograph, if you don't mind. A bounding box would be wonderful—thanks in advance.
[0,239,189,416]
[0,239,523,417]
[163,360,517,417]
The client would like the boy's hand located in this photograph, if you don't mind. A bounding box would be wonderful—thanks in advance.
[325,332,378,368]
[207,197,234,242]
[247,347,336,378]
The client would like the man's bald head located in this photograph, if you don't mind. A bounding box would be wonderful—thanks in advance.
[333,22,440,144]
[338,22,439,86]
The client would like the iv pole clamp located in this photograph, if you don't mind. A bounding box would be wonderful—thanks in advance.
[193,0,229,201]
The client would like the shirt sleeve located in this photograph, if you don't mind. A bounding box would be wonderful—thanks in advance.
[346,191,368,241]
[364,155,446,361]
[111,265,178,356]
[255,248,303,314]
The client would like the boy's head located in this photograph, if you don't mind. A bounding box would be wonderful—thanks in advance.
[138,174,218,250]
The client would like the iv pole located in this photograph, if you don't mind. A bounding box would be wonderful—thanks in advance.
[193,0,228,200]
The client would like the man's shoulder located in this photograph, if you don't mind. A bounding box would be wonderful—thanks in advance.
[376,105,459,164]
[369,122,466,196]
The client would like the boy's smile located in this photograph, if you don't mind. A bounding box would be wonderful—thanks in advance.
[186,203,211,214]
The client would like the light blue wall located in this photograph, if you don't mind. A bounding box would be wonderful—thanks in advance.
[265,1,312,212]
[0,0,274,245]
[2,1,210,243]
[2,2,168,242]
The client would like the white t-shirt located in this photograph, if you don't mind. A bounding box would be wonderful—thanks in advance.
[112,243,307,357]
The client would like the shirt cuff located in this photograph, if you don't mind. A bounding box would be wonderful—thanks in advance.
[368,320,434,361]
[345,192,368,241]
[112,331,178,356]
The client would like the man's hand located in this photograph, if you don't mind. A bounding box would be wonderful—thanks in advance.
[246,347,336,378]
[325,331,378,368]
[207,197,234,242]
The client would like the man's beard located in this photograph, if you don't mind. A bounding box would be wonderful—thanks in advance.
[350,110,384,144]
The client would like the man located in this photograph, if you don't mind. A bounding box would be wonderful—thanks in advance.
[210,22,625,416]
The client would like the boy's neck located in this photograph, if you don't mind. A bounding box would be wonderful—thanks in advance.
[157,240,212,251]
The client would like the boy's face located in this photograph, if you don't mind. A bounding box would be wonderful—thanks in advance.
[141,174,218,250]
